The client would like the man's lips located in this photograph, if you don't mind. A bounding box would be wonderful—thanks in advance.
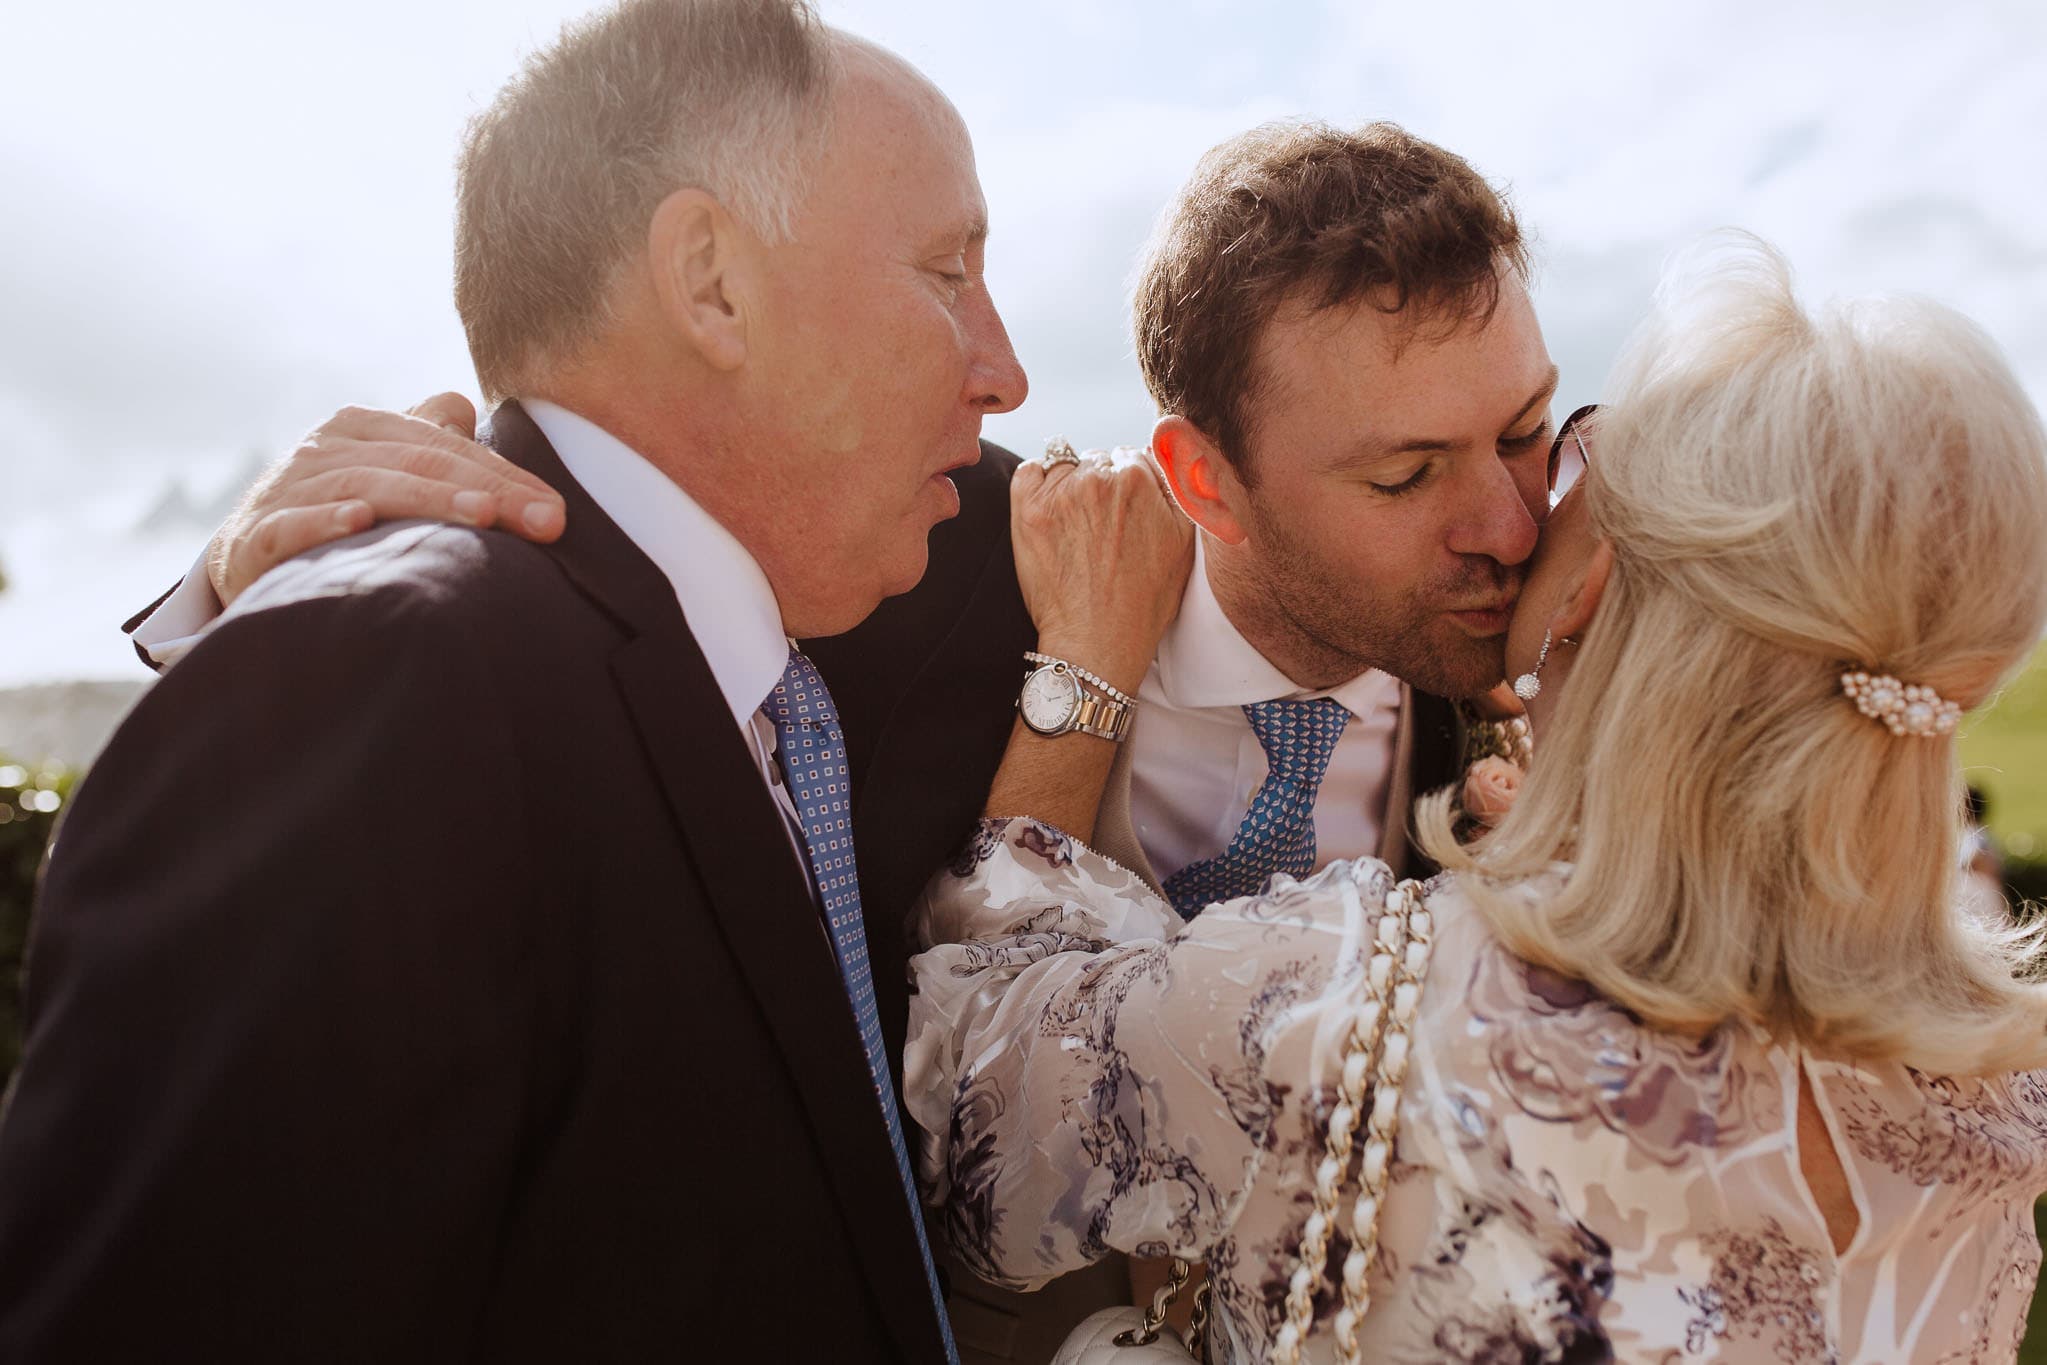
[1446,595,1519,635]
[924,445,982,513]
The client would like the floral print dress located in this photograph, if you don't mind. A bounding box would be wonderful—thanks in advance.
[903,819,2047,1364]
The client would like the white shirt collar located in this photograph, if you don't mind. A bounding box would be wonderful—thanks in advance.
[523,399,789,728]
[1154,536,1403,719]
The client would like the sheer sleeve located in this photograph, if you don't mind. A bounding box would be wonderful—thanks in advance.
[904,817,1394,1292]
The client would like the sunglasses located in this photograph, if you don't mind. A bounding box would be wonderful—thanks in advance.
[1546,402,1600,511]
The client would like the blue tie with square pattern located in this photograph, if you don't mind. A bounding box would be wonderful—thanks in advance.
[1162,696,1352,920]
[762,648,958,1364]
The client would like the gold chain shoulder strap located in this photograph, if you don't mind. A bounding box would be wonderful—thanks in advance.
[1112,1257,1213,1360]
[1272,877,1436,1365]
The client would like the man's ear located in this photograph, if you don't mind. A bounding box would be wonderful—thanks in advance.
[1551,538,1615,641]
[1153,415,1249,545]
[647,188,750,372]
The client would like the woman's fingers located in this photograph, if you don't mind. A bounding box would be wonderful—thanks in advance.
[1009,437,1194,687]
[218,467,494,598]
[406,390,478,437]
[216,502,375,605]
[254,466,511,528]
[310,405,565,527]
[206,402,570,605]
[261,443,563,535]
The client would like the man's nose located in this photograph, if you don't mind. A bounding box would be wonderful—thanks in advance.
[965,288,1028,415]
[1447,454,1541,566]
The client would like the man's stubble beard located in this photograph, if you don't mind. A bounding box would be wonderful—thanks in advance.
[1245,499,1515,701]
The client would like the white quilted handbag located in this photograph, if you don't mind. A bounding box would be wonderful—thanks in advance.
[1050,881,1436,1365]
[1048,1304,1200,1365]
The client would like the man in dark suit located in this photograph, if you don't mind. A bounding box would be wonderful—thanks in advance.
[122,423,1465,1365]
[0,3,1032,1360]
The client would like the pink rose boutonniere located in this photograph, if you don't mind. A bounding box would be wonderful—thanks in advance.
[1461,755,1524,829]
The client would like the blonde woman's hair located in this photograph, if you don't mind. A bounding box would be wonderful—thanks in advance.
[1420,233,2047,1075]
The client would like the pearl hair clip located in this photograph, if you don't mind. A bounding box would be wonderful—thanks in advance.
[1839,671,1962,737]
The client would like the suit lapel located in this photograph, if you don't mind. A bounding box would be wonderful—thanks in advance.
[1377,688,1420,876]
[1397,689,1464,878]
[607,644,946,1361]
[483,402,947,1363]
[844,500,1035,1056]
[852,536,1031,836]
[797,447,1033,1069]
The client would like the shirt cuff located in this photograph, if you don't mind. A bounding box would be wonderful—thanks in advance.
[129,555,224,668]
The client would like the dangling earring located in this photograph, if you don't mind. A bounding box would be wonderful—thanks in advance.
[1512,630,1554,701]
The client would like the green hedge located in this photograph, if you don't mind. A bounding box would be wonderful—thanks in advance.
[2012,858,2047,913]
[0,758,71,1086]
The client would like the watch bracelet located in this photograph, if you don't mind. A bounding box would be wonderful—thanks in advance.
[1069,689,1133,742]
[1022,650,1138,707]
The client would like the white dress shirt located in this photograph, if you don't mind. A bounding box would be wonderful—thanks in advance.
[1126,538,1404,884]
[132,400,812,872]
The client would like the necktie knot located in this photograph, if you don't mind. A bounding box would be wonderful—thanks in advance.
[763,649,838,733]
[1244,697,1351,783]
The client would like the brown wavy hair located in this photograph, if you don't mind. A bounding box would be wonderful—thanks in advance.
[1133,120,1526,483]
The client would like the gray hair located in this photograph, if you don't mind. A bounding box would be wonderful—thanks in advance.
[455,0,837,400]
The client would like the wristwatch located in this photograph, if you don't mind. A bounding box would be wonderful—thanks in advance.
[1017,652,1136,742]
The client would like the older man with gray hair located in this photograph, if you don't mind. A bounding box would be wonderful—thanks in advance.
[0,2,1031,1360]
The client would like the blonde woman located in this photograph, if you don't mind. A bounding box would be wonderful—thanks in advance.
[905,239,2047,1363]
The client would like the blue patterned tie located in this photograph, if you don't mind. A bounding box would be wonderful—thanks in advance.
[763,650,958,1364]
[1163,697,1352,919]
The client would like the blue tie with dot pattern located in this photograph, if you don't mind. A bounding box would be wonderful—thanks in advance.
[762,649,958,1364]
[1162,697,1353,920]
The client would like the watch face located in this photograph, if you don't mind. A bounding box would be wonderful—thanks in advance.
[1019,666,1081,733]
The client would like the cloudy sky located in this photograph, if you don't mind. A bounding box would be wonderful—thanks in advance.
[3,0,2044,684]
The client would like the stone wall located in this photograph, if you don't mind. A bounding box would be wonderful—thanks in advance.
[0,680,152,769]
